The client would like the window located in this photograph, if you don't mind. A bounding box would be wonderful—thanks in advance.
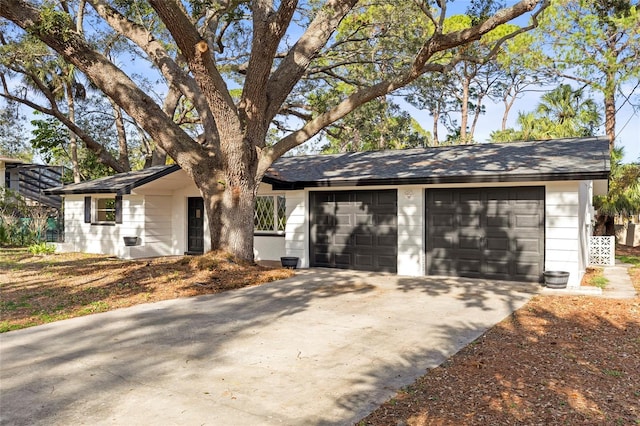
[254,195,286,233]
[95,198,116,223]
[84,195,122,225]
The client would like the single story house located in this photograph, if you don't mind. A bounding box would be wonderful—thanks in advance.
[46,136,610,287]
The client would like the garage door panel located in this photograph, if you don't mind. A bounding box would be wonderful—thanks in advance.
[432,214,455,227]
[354,234,373,246]
[334,192,351,203]
[334,253,352,267]
[516,261,542,277]
[515,214,542,228]
[377,234,398,247]
[515,239,543,256]
[486,216,509,227]
[458,258,482,274]
[374,214,397,225]
[311,190,397,272]
[486,237,510,251]
[459,214,481,227]
[430,236,454,249]
[459,236,481,249]
[485,259,509,271]
[354,254,374,268]
[431,191,455,205]
[376,190,397,205]
[427,187,544,282]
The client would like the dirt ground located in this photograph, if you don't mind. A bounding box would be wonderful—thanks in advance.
[360,246,640,426]
[2,247,639,425]
[0,249,293,332]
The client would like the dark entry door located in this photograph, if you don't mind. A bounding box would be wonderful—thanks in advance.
[310,190,397,272]
[426,187,544,282]
[187,197,204,254]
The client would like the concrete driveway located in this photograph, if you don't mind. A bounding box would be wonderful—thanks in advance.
[0,269,538,425]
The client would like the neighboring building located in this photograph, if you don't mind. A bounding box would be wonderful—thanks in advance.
[46,137,610,288]
[1,156,64,210]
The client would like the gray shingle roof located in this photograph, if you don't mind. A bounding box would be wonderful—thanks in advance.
[45,164,180,195]
[46,137,609,194]
[265,136,610,189]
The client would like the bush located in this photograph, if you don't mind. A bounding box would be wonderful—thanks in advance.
[28,242,56,255]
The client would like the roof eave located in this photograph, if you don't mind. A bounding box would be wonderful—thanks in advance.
[43,164,181,195]
[269,171,611,190]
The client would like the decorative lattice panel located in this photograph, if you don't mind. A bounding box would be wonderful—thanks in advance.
[589,236,615,266]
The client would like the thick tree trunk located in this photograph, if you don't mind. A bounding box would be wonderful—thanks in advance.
[220,181,257,261]
[191,135,260,262]
[196,173,258,262]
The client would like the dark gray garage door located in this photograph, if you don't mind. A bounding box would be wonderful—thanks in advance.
[426,187,544,282]
[310,190,397,272]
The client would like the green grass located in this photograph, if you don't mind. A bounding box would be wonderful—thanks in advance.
[591,276,609,289]
[617,255,640,266]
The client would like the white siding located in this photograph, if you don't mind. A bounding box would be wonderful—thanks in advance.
[57,175,595,286]
[57,194,144,258]
[397,187,424,276]
[545,182,582,287]
[126,195,174,258]
[254,236,286,261]
[284,190,307,267]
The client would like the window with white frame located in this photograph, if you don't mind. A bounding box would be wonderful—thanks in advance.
[94,197,116,223]
[254,195,286,233]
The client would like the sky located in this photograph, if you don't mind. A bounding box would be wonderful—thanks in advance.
[403,83,640,163]
[425,1,640,163]
[8,0,640,165]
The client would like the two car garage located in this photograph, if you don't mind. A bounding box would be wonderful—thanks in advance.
[309,187,545,282]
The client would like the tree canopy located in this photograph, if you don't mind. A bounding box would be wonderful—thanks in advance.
[0,0,549,260]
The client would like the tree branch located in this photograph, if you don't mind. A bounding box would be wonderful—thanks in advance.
[265,0,358,121]
[0,91,126,173]
[1,0,207,173]
[87,0,216,136]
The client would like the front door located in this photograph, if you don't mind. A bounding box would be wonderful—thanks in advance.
[187,197,204,254]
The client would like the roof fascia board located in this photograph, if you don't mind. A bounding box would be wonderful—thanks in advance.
[44,165,181,195]
[269,171,611,190]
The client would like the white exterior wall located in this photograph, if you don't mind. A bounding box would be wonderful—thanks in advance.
[397,187,424,276]
[283,190,307,267]
[169,186,210,255]
[578,181,594,275]
[56,176,595,285]
[545,181,582,287]
[253,183,287,261]
[57,194,144,258]
[126,195,173,258]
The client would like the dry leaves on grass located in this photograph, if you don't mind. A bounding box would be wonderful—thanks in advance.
[361,247,640,426]
[0,249,293,332]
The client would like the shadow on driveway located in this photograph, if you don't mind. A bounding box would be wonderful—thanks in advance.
[0,269,538,425]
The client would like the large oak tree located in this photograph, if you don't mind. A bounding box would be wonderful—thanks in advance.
[0,0,549,261]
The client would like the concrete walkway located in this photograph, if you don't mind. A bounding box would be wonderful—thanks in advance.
[600,260,637,299]
[539,260,637,299]
[0,270,538,426]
